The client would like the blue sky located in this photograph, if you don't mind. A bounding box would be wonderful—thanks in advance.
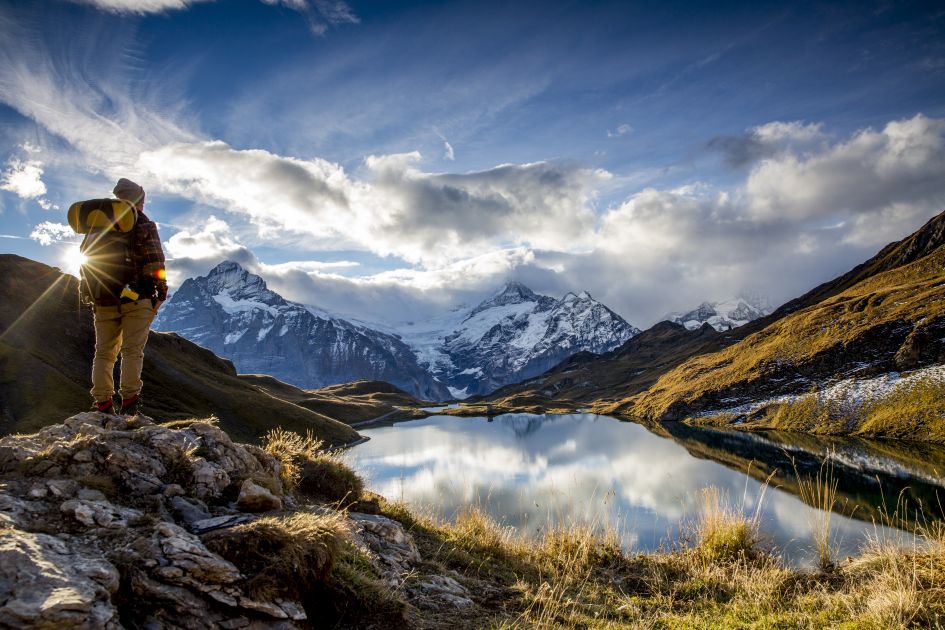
[1,0,944,325]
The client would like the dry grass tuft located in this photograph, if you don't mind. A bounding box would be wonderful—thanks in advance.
[203,511,349,600]
[693,486,761,563]
[263,428,363,505]
[296,455,364,506]
[263,427,322,487]
[794,454,841,572]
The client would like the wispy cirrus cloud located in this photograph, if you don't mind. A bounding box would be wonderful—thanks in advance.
[607,123,633,138]
[64,0,358,34]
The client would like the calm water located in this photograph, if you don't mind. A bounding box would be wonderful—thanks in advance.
[349,413,945,566]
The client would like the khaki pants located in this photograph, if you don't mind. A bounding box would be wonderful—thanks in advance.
[90,301,156,402]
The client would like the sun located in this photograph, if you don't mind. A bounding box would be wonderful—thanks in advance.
[61,247,87,278]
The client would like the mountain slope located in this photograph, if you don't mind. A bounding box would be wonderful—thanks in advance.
[398,282,640,397]
[607,236,945,432]
[240,377,427,424]
[735,211,945,339]
[483,321,726,409]
[0,255,360,445]
[154,262,450,400]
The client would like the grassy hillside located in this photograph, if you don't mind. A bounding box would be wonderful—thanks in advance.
[481,321,727,410]
[606,243,945,440]
[0,254,359,445]
[241,376,428,425]
[735,210,945,340]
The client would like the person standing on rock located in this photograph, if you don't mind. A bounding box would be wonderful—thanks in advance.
[75,178,168,416]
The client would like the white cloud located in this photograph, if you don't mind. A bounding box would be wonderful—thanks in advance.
[67,0,359,34]
[750,120,824,143]
[67,0,210,13]
[162,215,257,285]
[607,123,633,138]
[29,221,74,246]
[746,114,945,233]
[139,141,607,266]
[443,140,455,161]
[0,156,47,199]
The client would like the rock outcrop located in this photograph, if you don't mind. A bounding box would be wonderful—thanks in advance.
[0,412,477,629]
[0,412,307,628]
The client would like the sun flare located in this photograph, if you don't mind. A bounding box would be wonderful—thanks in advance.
[61,247,86,278]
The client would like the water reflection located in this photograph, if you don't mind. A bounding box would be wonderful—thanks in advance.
[349,414,943,566]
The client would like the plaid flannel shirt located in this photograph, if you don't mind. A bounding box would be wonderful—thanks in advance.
[133,211,168,301]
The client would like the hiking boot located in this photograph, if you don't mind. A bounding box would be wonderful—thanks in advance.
[119,394,141,416]
[92,399,115,414]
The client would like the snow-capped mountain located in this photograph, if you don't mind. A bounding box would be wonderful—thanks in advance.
[396,282,641,398]
[666,292,772,332]
[153,262,451,400]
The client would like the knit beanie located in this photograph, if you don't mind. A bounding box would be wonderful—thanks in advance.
[113,178,146,207]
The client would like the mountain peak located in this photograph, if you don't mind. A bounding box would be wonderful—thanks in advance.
[471,281,545,315]
[497,281,538,299]
[208,260,245,275]
[204,260,268,295]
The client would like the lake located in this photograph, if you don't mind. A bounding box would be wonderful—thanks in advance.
[348,413,945,566]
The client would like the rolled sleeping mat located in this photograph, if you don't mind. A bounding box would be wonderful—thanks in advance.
[67,198,138,234]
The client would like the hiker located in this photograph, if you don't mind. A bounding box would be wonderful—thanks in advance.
[74,178,168,415]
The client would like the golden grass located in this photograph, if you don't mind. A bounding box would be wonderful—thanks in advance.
[263,427,363,505]
[371,477,945,629]
[858,374,945,441]
[204,511,349,600]
[794,455,842,572]
[693,486,761,563]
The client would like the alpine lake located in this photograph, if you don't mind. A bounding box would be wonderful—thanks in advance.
[348,413,945,567]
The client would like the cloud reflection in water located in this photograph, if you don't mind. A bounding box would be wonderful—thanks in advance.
[350,413,905,566]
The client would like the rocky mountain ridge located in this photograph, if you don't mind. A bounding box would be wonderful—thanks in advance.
[154,262,451,401]
[666,292,772,332]
[398,281,640,397]
[157,264,640,400]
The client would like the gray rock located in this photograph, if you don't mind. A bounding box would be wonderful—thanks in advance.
[47,479,78,498]
[190,514,252,534]
[420,574,470,597]
[350,512,420,587]
[0,529,120,629]
[169,496,212,527]
[236,479,282,513]
[60,499,142,529]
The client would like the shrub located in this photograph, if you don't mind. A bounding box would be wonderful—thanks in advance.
[296,455,364,506]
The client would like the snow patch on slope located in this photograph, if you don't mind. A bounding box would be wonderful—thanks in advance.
[699,364,945,418]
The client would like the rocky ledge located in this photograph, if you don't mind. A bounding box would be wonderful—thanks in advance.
[0,413,466,629]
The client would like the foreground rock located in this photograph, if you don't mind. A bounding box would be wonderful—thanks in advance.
[0,412,474,629]
[0,413,301,628]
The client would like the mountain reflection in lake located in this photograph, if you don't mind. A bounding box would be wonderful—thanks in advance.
[349,414,944,567]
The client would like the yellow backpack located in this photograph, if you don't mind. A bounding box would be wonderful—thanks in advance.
[67,198,138,234]
[68,199,140,304]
